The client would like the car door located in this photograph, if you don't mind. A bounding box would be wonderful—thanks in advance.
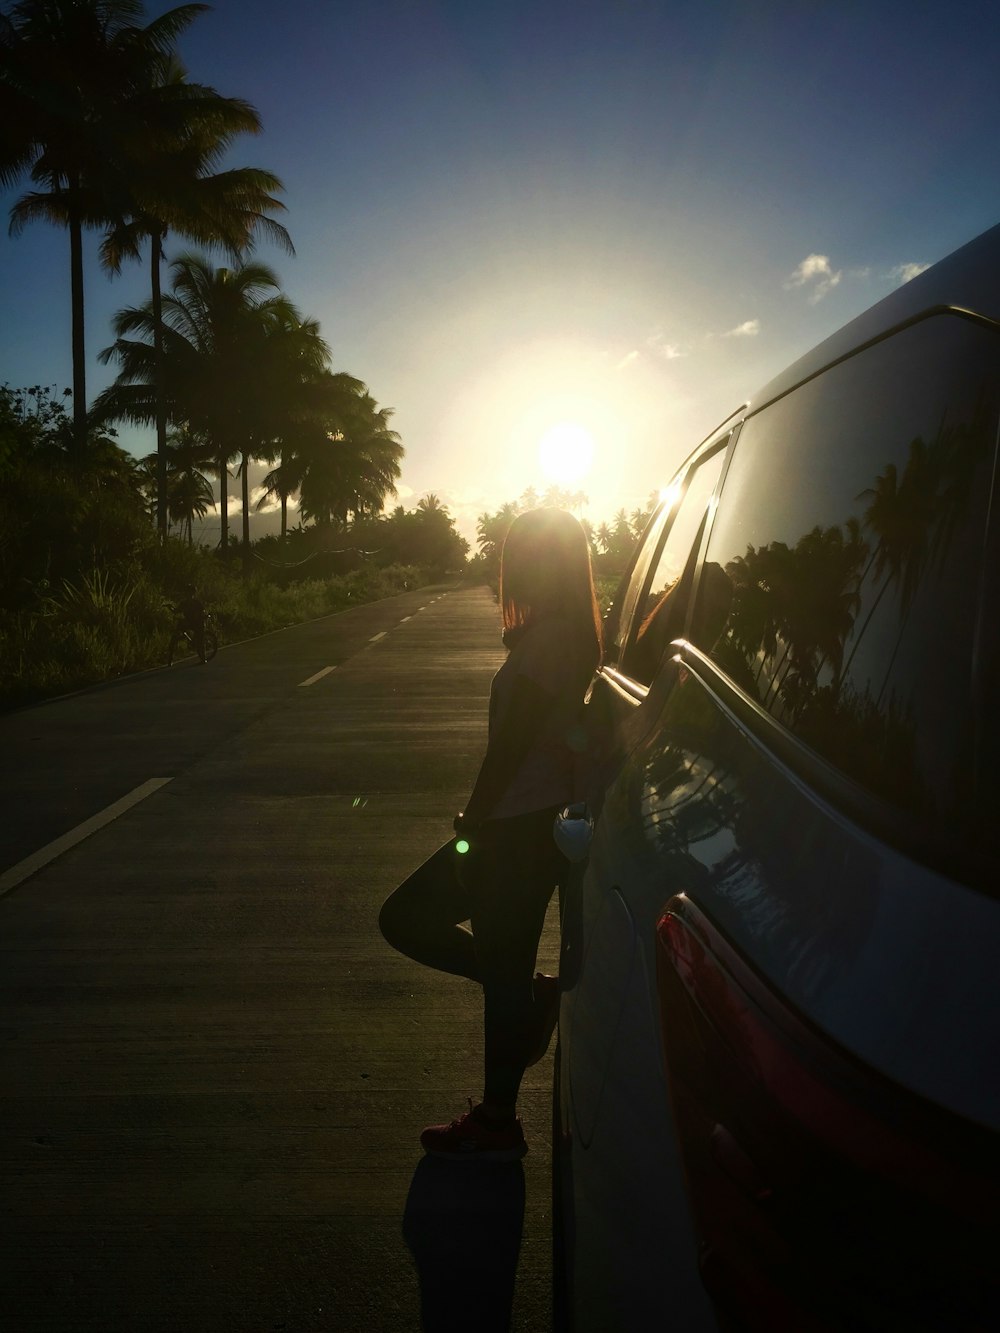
[582,425,738,814]
[555,424,738,1331]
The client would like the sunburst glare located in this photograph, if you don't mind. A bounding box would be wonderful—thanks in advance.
[538,422,596,486]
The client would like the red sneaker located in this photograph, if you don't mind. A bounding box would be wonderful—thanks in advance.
[420,1100,528,1162]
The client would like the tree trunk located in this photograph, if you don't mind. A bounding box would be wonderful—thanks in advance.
[151,231,169,539]
[69,200,87,454]
[219,451,229,551]
[281,491,287,541]
[241,450,251,573]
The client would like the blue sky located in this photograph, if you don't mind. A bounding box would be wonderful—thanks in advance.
[3,0,1000,545]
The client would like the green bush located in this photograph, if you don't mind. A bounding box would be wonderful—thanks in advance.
[0,541,433,710]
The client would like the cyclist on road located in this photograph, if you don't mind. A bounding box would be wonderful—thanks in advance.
[170,584,206,664]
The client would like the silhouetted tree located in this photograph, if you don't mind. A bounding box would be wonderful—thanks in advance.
[99,54,292,536]
[0,0,210,450]
[97,254,310,556]
[297,387,402,527]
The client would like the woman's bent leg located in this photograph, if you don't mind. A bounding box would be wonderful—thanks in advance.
[378,839,480,980]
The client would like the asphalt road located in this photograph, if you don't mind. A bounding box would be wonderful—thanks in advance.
[0,583,561,1332]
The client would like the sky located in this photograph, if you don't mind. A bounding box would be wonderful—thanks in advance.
[3,0,1000,548]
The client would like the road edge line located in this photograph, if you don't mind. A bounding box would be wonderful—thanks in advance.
[0,778,174,899]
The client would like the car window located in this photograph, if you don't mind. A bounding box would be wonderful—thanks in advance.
[620,444,729,686]
[690,312,1000,857]
[601,507,670,670]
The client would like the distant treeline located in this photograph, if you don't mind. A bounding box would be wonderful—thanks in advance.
[0,385,466,710]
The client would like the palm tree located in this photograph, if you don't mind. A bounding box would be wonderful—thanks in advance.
[248,317,333,541]
[144,424,214,544]
[98,55,293,536]
[256,365,360,541]
[256,456,304,541]
[226,306,331,559]
[297,386,403,527]
[98,260,399,556]
[476,502,519,566]
[96,253,292,552]
[542,483,575,509]
[0,0,210,451]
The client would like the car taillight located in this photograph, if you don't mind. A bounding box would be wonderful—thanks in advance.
[655,895,998,1332]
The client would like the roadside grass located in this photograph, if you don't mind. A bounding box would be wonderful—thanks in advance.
[0,555,427,712]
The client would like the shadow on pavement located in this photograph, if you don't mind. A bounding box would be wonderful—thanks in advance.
[403,1155,525,1332]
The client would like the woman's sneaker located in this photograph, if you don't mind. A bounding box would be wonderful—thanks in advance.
[420,1100,528,1162]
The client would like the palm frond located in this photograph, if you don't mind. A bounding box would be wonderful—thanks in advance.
[135,4,210,54]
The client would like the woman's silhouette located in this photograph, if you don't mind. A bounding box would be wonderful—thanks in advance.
[380,508,602,1159]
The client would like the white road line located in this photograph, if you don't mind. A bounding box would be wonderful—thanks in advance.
[369,631,388,643]
[298,666,336,687]
[399,616,412,623]
[0,778,174,899]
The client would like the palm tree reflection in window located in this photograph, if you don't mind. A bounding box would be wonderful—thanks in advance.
[699,400,995,826]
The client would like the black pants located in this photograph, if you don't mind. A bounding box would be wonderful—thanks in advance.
[379,808,567,1108]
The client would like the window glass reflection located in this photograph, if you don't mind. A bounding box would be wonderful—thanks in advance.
[604,504,671,670]
[691,315,1000,849]
[623,446,728,685]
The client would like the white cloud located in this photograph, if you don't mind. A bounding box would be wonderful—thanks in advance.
[724,319,760,338]
[889,261,930,285]
[646,331,684,360]
[785,253,842,303]
[787,254,833,285]
[615,349,640,371]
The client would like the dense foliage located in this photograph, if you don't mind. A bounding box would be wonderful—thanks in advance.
[473,484,659,581]
[0,386,450,710]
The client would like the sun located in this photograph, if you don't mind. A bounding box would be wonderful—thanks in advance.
[538,421,595,486]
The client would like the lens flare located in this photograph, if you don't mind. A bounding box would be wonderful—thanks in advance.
[538,421,595,485]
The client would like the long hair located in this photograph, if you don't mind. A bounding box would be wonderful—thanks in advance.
[499,508,603,662]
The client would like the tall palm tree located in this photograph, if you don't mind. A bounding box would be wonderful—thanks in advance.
[0,0,210,451]
[96,254,291,551]
[98,55,293,536]
[247,318,333,543]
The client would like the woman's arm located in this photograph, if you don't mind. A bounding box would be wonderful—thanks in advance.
[458,674,557,827]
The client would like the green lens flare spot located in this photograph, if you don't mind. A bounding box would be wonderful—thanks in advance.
[455,838,470,855]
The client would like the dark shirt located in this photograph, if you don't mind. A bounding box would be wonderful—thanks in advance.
[177,596,204,630]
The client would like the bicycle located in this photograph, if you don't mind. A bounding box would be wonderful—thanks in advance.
[167,610,219,665]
